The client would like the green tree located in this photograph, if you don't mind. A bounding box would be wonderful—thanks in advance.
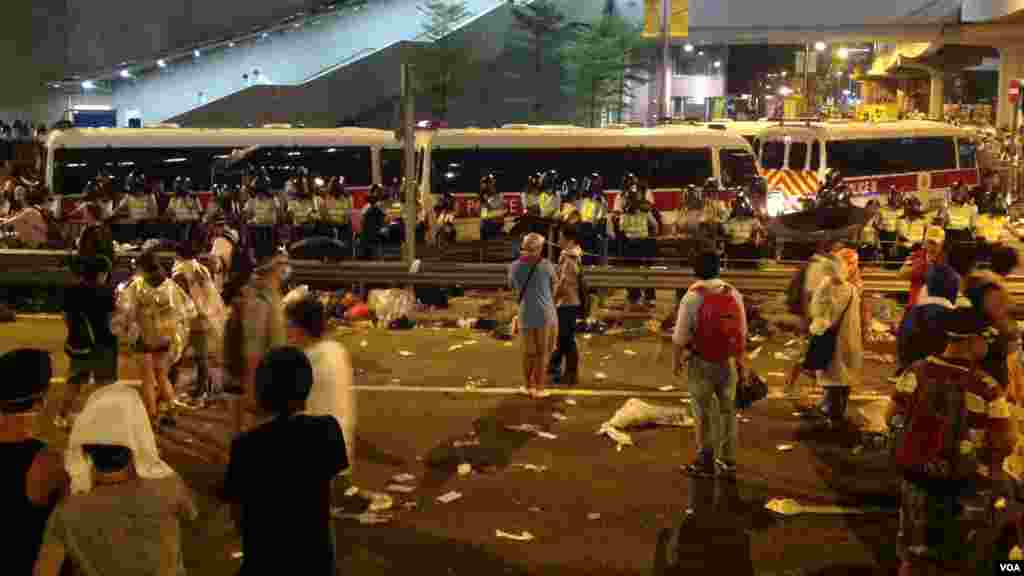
[561,14,648,127]
[415,0,474,121]
[509,0,586,121]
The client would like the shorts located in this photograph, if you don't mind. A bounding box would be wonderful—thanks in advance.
[68,343,119,384]
[521,323,557,357]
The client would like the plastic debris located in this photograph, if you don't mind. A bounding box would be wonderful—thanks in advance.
[368,289,415,324]
[513,463,548,472]
[564,398,577,406]
[777,444,794,452]
[750,335,766,343]
[623,349,637,356]
[463,340,478,346]
[387,484,416,493]
[344,486,360,497]
[453,439,481,448]
[766,498,895,516]
[536,431,557,440]
[528,506,542,512]
[852,445,864,456]
[587,513,602,520]
[398,350,415,357]
[333,510,394,524]
[458,463,472,476]
[495,530,534,542]
[857,399,892,433]
[748,347,762,360]
[448,344,464,352]
[393,473,416,483]
[767,372,786,378]
[360,340,368,348]
[367,492,394,512]
[658,385,676,392]
[437,491,462,504]
[552,412,569,422]
[594,372,608,380]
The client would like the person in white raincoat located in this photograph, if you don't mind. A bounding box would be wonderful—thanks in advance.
[112,250,197,425]
[34,382,196,576]
[808,247,863,425]
[284,297,356,470]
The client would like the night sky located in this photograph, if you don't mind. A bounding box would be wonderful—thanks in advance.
[726,45,803,95]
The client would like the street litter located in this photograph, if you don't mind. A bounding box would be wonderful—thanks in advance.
[448,344,463,352]
[513,463,548,472]
[536,431,558,440]
[750,335,766,343]
[784,338,800,347]
[767,372,786,378]
[602,355,613,361]
[658,385,676,392]
[995,497,1008,510]
[503,342,514,347]
[458,463,472,476]
[864,351,896,363]
[773,352,794,361]
[391,378,401,384]
[587,513,602,520]
[565,398,577,406]
[748,347,762,360]
[333,510,394,524]
[367,491,394,512]
[594,372,608,380]
[398,350,415,357]
[231,551,244,560]
[463,340,478,346]
[507,424,542,433]
[360,340,368,348]
[777,444,794,452]
[1012,546,1024,561]
[453,439,481,448]
[552,412,569,421]
[583,334,593,340]
[344,486,359,497]
[623,349,637,356]
[393,473,416,483]
[368,289,415,324]
[495,530,534,542]
[766,498,896,516]
[597,398,693,449]
[387,484,416,493]
[858,399,892,433]
[437,491,462,504]
[403,502,418,510]
[528,506,542,513]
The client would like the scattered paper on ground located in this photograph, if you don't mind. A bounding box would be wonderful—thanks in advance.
[658,385,676,392]
[437,491,462,504]
[398,350,414,357]
[565,398,577,406]
[552,412,568,421]
[393,473,416,483]
[594,372,607,380]
[366,492,394,512]
[767,372,786,378]
[513,463,548,472]
[623,349,637,356]
[536,431,557,440]
[386,484,416,493]
[766,498,896,516]
[453,439,480,448]
[748,347,762,360]
[777,444,794,452]
[496,530,535,542]
[458,463,472,476]
[344,486,360,497]
[333,510,394,524]
[448,344,463,352]
[587,513,601,520]
[857,399,892,433]
[360,340,368,348]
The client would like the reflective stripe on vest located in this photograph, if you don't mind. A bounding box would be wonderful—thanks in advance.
[324,197,351,224]
[289,199,314,224]
[481,196,503,219]
[621,212,649,239]
[878,207,901,232]
[978,215,1006,243]
[128,196,149,220]
[579,199,598,222]
[251,199,276,225]
[523,193,540,209]
[539,193,557,217]
[725,219,753,244]
[947,205,973,230]
[172,198,198,221]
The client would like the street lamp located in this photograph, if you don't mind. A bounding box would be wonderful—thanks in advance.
[781,71,787,77]
[713,61,721,69]
[814,41,827,52]
[837,47,850,60]
[779,86,793,96]
[157,59,167,68]
[684,44,694,52]
[119,70,133,79]
[81,80,96,90]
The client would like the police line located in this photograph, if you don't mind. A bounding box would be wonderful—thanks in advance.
[3,249,1023,297]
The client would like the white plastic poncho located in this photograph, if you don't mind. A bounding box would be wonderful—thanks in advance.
[112,275,198,365]
[65,382,176,494]
[171,258,227,356]
[809,263,863,389]
[304,340,357,468]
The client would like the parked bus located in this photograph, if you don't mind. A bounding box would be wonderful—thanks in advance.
[44,126,400,219]
[756,120,979,212]
[414,124,759,222]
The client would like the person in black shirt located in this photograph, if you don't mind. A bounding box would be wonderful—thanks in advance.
[222,347,347,575]
[58,247,118,430]
[359,185,386,261]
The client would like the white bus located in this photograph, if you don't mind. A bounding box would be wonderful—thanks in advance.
[44,127,401,218]
[756,120,980,212]
[414,124,760,222]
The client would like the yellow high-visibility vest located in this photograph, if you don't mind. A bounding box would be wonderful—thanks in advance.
[725,219,754,244]
[323,196,352,224]
[289,199,315,224]
[249,198,277,225]
[977,214,1007,244]
[621,212,649,239]
[538,193,557,218]
[579,198,598,222]
[127,195,150,220]
[947,204,974,230]
[878,207,901,232]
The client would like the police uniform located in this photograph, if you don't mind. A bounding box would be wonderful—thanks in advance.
[168,194,202,244]
[619,204,658,304]
[877,204,902,259]
[976,208,1009,263]
[944,202,976,248]
[288,195,318,240]
[113,192,156,243]
[246,195,279,258]
[576,193,607,266]
[318,193,353,248]
[434,193,457,245]
[723,216,761,268]
[480,192,506,241]
[897,215,929,260]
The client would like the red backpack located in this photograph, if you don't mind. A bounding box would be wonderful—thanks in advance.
[691,285,745,363]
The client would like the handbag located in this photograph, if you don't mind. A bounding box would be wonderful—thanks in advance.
[735,370,768,410]
[802,293,853,371]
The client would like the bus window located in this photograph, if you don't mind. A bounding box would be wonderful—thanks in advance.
[647,149,713,188]
[809,141,821,172]
[761,141,785,170]
[720,149,758,187]
[788,142,808,171]
[381,149,402,185]
[826,137,957,178]
[958,140,977,169]
[252,147,373,187]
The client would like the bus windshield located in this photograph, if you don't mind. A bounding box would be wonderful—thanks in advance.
[825,137,957,178]
[720,149,758,187]
[51,145,374,196]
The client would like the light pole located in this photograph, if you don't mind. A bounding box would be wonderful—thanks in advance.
[659,0,671,122]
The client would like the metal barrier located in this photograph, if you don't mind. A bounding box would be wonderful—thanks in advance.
[3,249,1023,297]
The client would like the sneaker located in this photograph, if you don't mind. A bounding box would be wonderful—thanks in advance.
[715,459,737,479]
[683,455,716,478]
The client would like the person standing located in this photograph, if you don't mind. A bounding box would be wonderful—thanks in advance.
[878,186,904,264]
[673,249,747,478]
[897,264,959,371]
[0,349,67,576]
[899,225,946,310]
[167,177,202,245]
[318,177,353,249]
[509,233,558,398]
[616,187,659,307]
[222,347,347,576]
[942,182,976,250]
[36,382,196,576]
[785,240,841,399]
[479,174,506,242]
[548,225,582,386]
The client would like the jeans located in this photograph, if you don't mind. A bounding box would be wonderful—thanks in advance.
[549,306,580,373]
[687,356,738,463]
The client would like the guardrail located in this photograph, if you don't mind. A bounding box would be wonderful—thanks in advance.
[2,249,1022,297]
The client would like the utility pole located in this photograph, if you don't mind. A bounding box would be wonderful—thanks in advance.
[659,0,672,121]
[802,43,810,115]
[401,60,417,266]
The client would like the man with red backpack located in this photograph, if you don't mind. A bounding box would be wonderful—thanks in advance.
[672,249,747,478]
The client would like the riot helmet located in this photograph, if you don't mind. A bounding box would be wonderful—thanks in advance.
[479,173,497,198]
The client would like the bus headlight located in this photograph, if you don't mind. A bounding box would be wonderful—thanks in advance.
[766,192,786,218]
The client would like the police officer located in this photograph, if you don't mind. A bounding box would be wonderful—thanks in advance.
[318,176,353,250]
[943,181,976,250]
[897,196,929,261]
[286,172,318,241]
[479,173,506,242]
[877,186,903,263]
[975,189,1011,263]
[576,173,608,266]
[859,199,881,262]
[434,186,457,246]
[723,191,763,268]
[538,170,561,221]
[558,177,582,225]
[168,176,202,244]
[616,181,658,306]
[244,172,279,258]
[112,172,156,243]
